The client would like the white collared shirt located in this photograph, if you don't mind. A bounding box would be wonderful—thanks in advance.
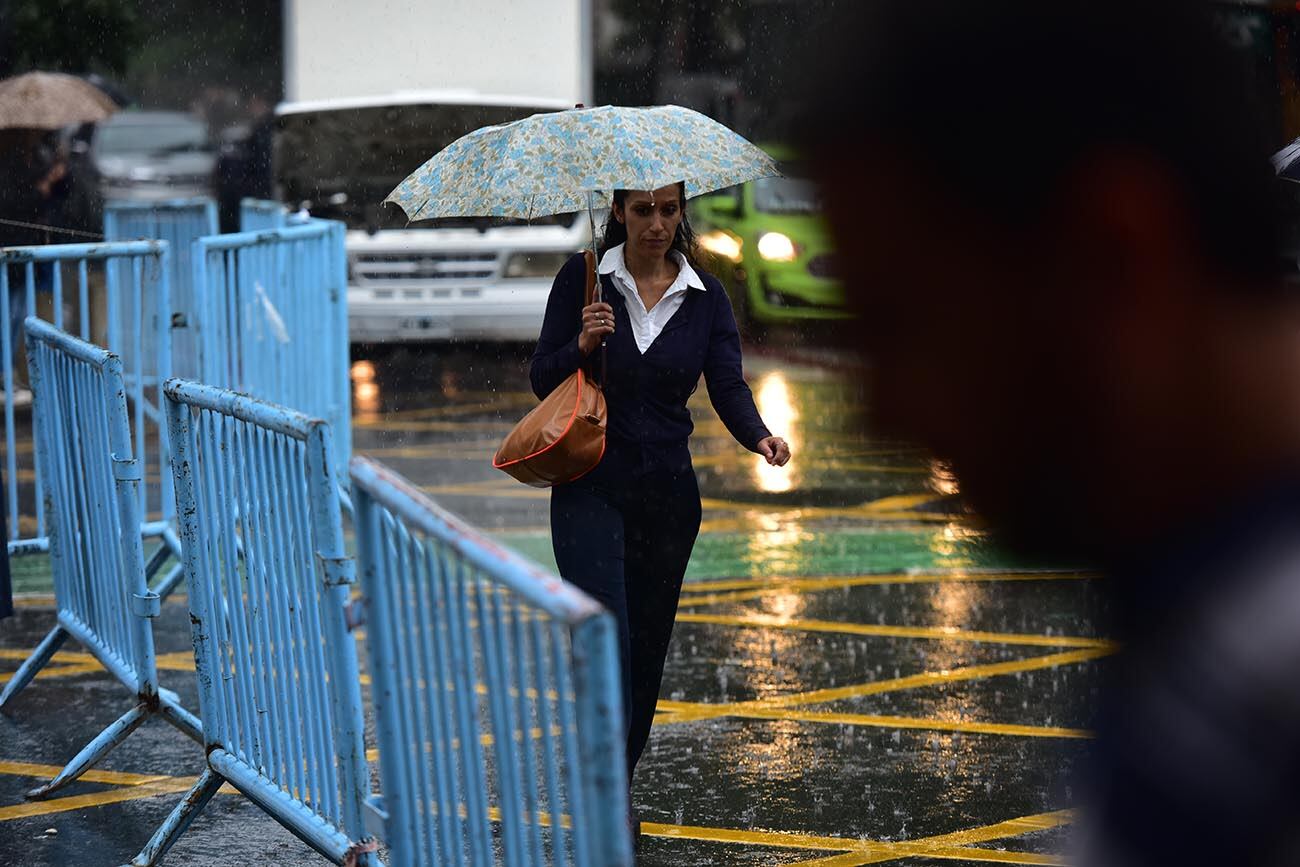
[598,243,706,354]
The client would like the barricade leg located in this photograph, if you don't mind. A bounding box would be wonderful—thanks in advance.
[126,767,224,867]
[157,692,202,742]
[27,701,150,799]
[0,625,69,709]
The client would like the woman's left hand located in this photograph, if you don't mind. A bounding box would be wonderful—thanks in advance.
[756,436,791,467]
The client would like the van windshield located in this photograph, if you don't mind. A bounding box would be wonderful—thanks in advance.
[275,102,577,230]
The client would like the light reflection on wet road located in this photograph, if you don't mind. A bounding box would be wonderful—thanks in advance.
[0,336,1107,865]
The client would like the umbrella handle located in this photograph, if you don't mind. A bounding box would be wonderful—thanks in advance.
[586,189,609,387]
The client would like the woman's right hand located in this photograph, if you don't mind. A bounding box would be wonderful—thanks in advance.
[579,302,615,355]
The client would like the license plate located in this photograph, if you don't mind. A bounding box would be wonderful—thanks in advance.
[401,317,451,337]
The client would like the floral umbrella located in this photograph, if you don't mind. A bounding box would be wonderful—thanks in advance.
[385,104,780,224]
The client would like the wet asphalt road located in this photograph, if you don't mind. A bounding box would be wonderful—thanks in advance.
[0,334,1109,865]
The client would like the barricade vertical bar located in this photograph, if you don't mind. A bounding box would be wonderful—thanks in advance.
[350,457,631,867]
[306,421,370,843]
[134,381,375,865]
[51,261,62,330]
[1,265,16,542]
[2,241,175,556]
[511,597,547,864]
[530,616,571,867]
[451,553,495,866]
[189,223,349,476]
[478,580,526,866]
[551,620,592,867]
[353,487,410,852]
[429,544,477,862]
[265,432,305,801]
[165,391,219,729]
[11,319,199,805]
[287,437,333,818]
[234,420,277,776]
[572,613,632,866]
[76,259,88,341]
[388,522,427,859]
[412,535,458,862]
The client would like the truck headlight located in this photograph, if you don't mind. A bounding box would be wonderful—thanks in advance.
[757,232,797,262]
[504,251,573,279]
[699,230,743,263]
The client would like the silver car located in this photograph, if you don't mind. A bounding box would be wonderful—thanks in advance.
[95,111,216,201]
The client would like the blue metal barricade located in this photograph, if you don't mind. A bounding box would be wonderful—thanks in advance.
[239,197,287,231]
[0,241,174,559]
[130,380,374,867]
[104,198,219,380]
[191,222,351,474]
[351,457,631,867]
[0,319,201,799]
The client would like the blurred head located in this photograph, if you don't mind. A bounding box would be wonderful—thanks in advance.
[601,182,698,264]
[801,0,1290,560]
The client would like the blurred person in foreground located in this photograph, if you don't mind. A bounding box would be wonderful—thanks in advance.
[801,1,1300,864]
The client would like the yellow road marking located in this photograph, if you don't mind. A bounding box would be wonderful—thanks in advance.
[0,662,101,685]
[0,778,202,822]
[656,706,1090,739]
[657,647,1113,724]
[679,571,1076,608]
[0,761,177,787]
[791,846,1062,866]
[0,750,1070,865]
[790,810,1074,866]
[8,595,55,607]
[679,571,1093,595]
[674,612,1113,650]
[418,481,965,525]
[641,809,1072,862]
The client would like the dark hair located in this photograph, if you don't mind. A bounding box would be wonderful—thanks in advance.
[798,0,1283,283]
[598,182,700,265]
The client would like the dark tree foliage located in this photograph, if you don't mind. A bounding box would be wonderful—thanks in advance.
[0,0,141,77]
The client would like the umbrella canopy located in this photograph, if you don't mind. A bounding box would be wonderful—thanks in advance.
[0,71,119,130]
[385,104,780,221]
[1273,137,1300,183]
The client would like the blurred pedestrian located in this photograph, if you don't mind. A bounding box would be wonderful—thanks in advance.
[530,182,790,848]
[0,130,68,403]
[803,0,1300,863]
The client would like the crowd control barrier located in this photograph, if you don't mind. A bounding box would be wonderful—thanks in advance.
[0,241,175,564]
[191,221,351,475]
[0,319,201,799]
[239,197,288,231]
[351,457,632,867]
[104,198,219,380]
[130,380,374,866]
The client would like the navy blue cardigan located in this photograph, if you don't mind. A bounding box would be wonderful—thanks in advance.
[530,252,771,469]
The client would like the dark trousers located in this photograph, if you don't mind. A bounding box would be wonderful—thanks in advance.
[550,457,701,783]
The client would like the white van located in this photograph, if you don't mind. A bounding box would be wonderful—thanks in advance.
[275,92,590,343]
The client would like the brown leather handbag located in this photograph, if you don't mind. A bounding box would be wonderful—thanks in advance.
[493,251,607,487]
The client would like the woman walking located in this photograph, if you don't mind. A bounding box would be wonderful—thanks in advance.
[530,182,791,844]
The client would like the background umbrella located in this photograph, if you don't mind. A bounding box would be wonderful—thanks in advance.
[1272,137,1300,183]
[0,71,119,130]
[385,103,779,237]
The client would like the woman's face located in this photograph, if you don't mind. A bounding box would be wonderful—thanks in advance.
[615,184,684,260]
